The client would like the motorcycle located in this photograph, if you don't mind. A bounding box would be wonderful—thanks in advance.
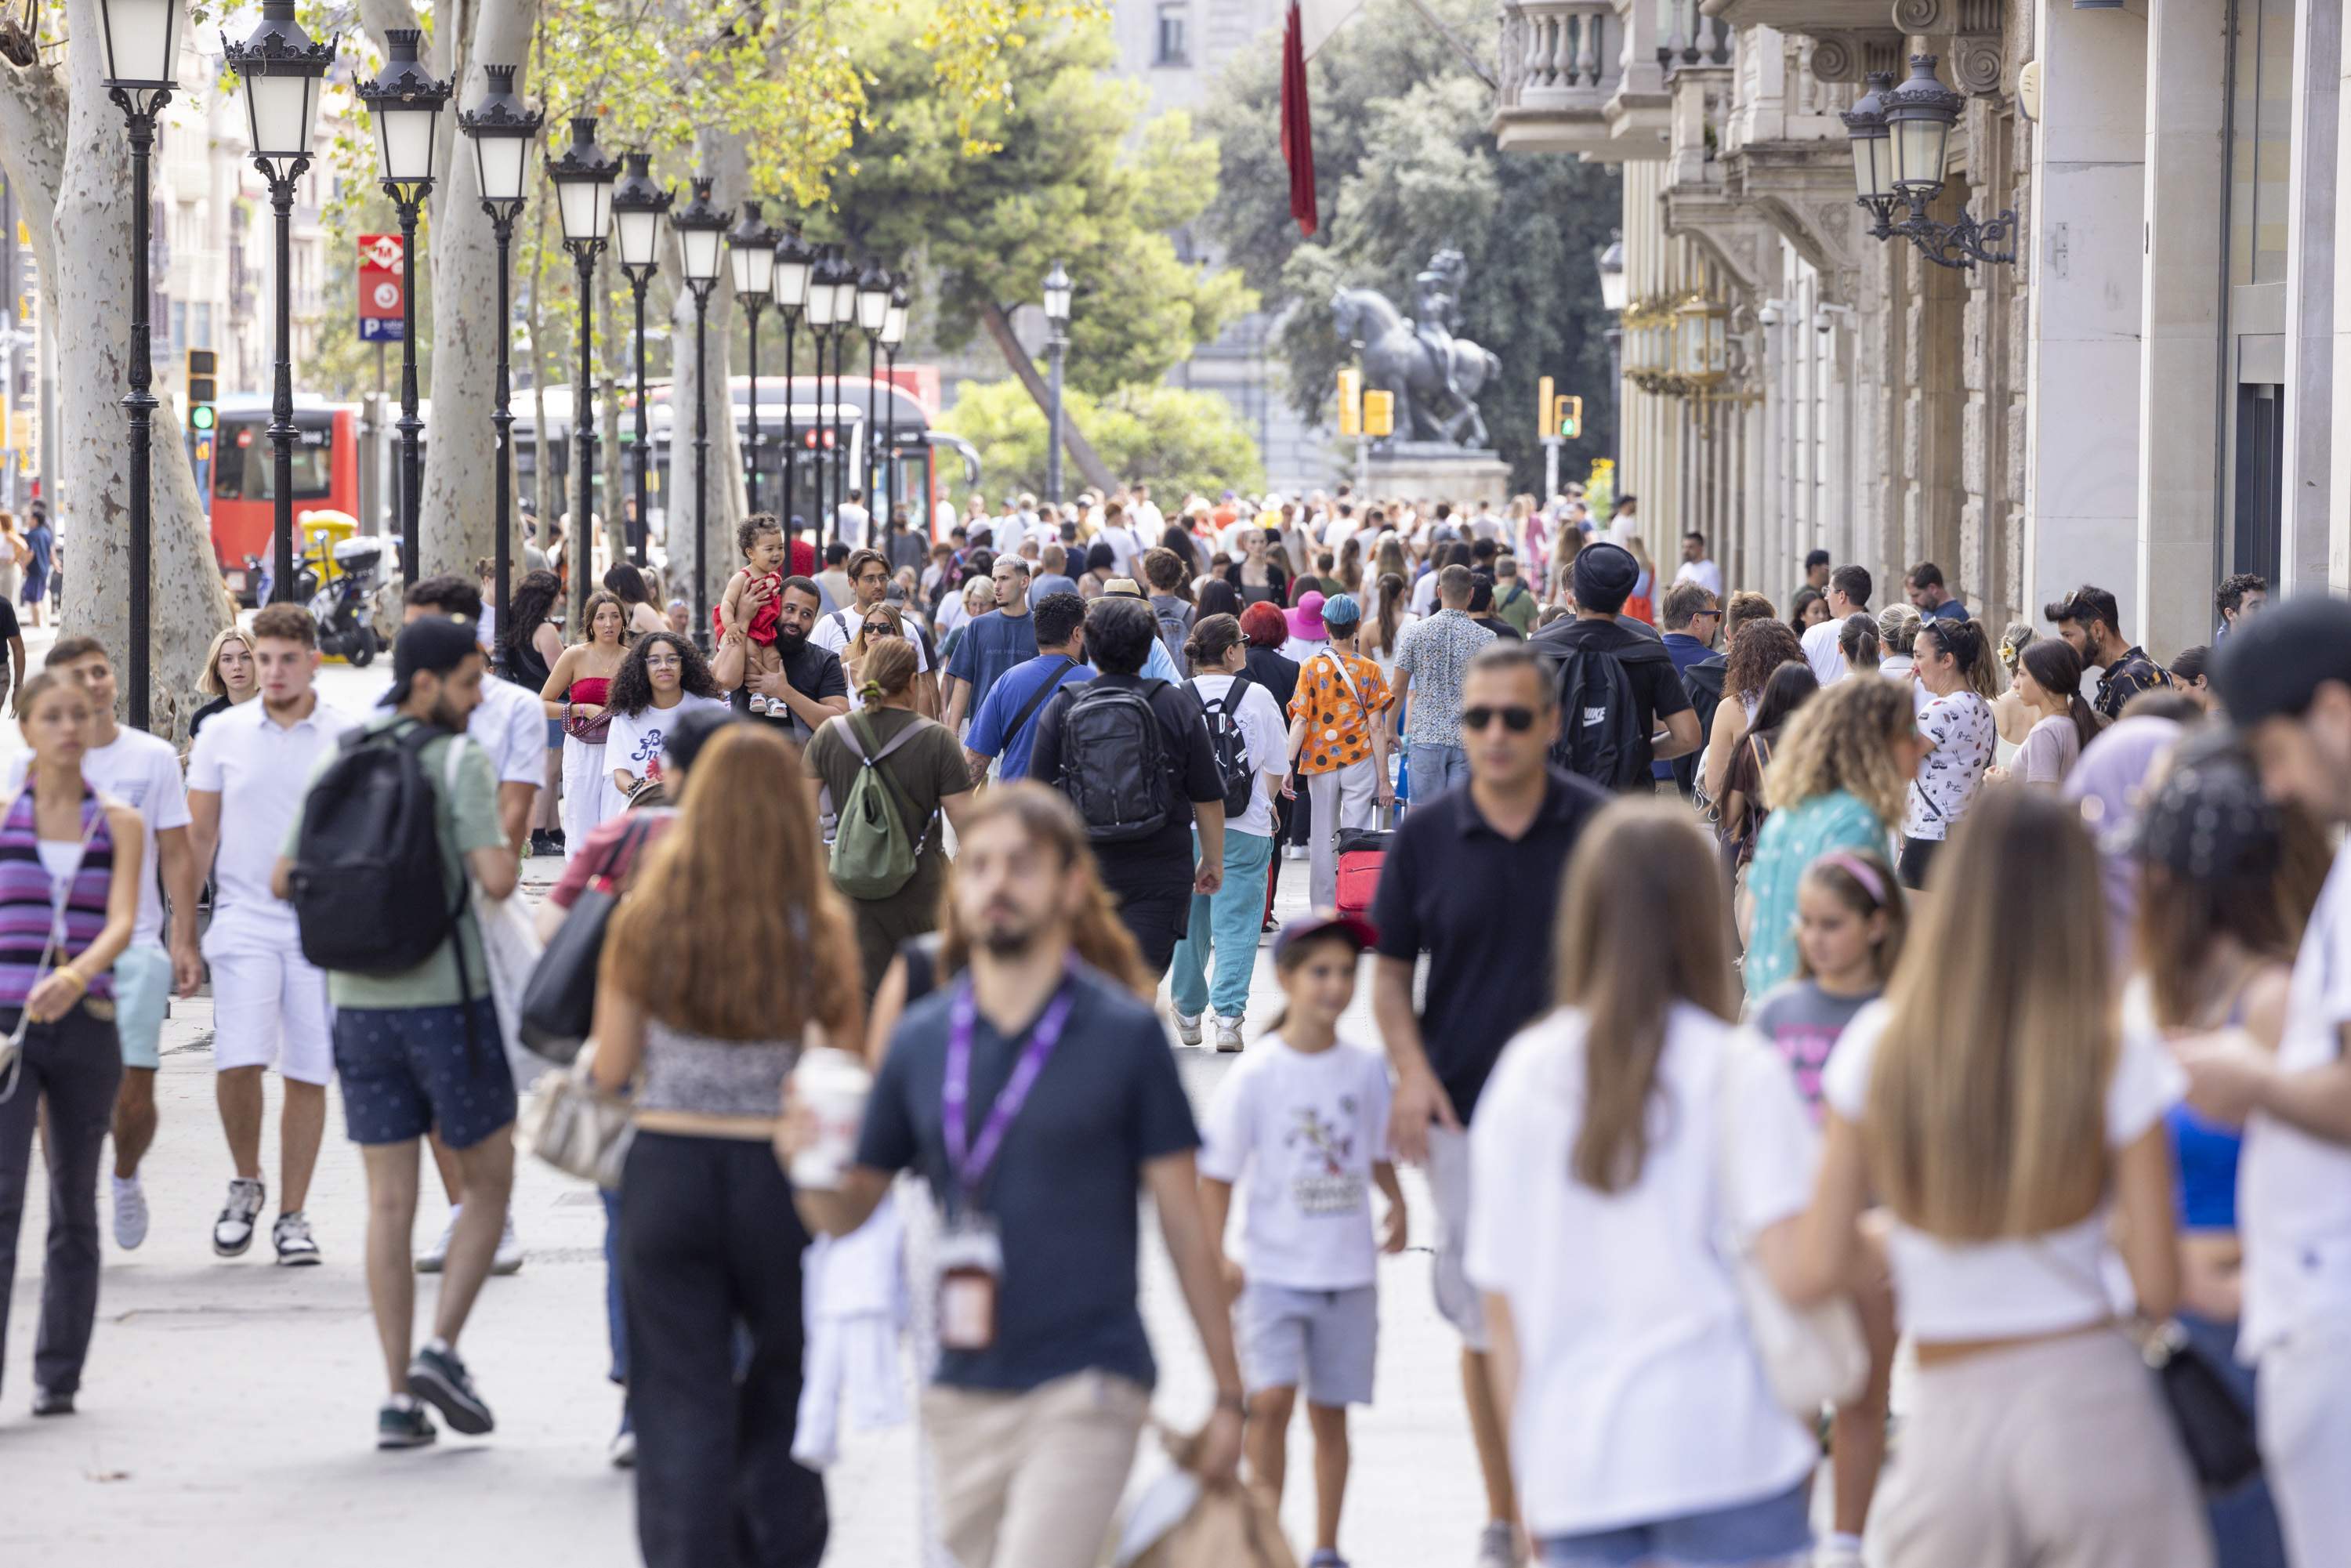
[306,536,386,666]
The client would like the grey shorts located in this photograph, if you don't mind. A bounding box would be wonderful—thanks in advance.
[1237,1281,1377,1407]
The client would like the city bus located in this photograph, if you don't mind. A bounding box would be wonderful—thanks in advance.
[208,396,364,601]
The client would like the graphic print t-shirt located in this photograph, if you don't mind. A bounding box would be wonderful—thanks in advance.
[603,693,731,791]
[1903,689,1995,842]
[1747,979,1878,1119]
[1197,1037,1393,1291]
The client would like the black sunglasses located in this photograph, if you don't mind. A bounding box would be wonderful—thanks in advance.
[1462,704,1538,733]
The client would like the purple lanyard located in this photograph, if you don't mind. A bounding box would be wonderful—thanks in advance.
[943,968,1078,1207]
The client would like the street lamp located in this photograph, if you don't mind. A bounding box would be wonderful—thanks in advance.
[1041,259,1072,506]
[669,177,730,644]
[828,251,858,545]
[225,0,332,609]
[100,0,183,730]
[357,29,450,588]
[727,201,779,515]
[458,63,541,639]
[1594,234,1625,484]
[857,259,890,543]
[879,281,907,532]
[803,247,846,545]
[771,225,814,558]
[610,153,671,570]
[545,114,621,632]
[1841,56,2016,269]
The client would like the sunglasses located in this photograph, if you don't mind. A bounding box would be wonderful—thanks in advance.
[862,623,897,639]
[1462,705,1538,733]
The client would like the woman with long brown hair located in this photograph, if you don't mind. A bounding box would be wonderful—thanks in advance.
[590,724,858,1568]
[1788,786,2208,1566]
[1466,800,1837,1566]
[1701,617,1806,805]
[540,589,630,860]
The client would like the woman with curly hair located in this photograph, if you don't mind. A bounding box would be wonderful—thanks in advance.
[1701,617,1806,804]
[1741,676,1924,997]
[603,631,728,820]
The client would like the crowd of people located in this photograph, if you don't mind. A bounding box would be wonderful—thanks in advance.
[0,465,2344,1568]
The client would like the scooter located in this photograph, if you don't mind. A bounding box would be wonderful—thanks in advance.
[307,537,386,666]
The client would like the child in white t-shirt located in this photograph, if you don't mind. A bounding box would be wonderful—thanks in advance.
[1199,913,1405,1568]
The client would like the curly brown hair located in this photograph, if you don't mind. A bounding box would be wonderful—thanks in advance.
[1762,674,1915,827]
[1726,618,1805,706]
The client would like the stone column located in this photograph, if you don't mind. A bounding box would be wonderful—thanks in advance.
[2138,0,2229,655]
[2026,2,2148,636]
[2335,5,2351,587]
[2284,0,2341,594]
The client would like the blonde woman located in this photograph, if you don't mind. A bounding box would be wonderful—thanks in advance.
[1787,788,2209,1568]
[1741,678,1923,998]
[187,626,260,742]
[1468,801,1837,1567]
[844,601,908,713]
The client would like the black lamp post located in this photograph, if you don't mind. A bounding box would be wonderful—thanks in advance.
[225,0,332,607]
[802,247,845,546]
[669,178,730,643]
[1041,259,1072,505]
[458,64,541,639]
[879,281,907,532]
[100,0,183,730]
[828,254,858,545]
[771,226,814,559]
[1842,57,2016,270]
[610,153,671,570]
[855,261,890,546]
[357,29,450,588]
[545,114,621,632]
[727,201,779,515]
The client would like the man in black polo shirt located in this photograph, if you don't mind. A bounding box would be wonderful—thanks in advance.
[1530,541,1700,789]
[1371,641,1608,1568]
[709,574,849,744]
[1029,596,1226,981]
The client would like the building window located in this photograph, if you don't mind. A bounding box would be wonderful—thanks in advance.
[1154,2,1189,67]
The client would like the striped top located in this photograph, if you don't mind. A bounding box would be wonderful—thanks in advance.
[0,784,116,1005]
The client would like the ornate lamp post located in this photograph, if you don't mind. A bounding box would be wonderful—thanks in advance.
[727,201,779,514]
[1041,259,1072,505]
[856,260,891,544]
[225,0,332,607]
[458,65,541,636]
[357,29,450,588]
[610,153,672,569]
[826,251,858,545]
[1841,58,2016,269]
[545,114,621,631]
[668,178,730,643]
[99,0,183,729]
[879,280,907,531]
[802,247,844,545]
[770,226,814,557]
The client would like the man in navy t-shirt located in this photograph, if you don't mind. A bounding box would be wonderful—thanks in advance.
[941,556,1039,733]
[964,592,1090,785]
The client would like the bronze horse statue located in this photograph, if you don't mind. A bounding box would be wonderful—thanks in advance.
[1331,286,1502,448]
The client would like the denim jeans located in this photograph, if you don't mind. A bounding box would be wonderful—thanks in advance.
[1415,740,1472,798]
[1170,829,1275,1022]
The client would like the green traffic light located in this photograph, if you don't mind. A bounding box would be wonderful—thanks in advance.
[190,405,216,431]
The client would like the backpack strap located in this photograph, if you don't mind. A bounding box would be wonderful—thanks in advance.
[433,731,487,1074]
[846,711,933,851]
[1004,657,1076,746]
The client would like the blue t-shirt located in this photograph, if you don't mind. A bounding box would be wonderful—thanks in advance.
[945,609,1040,713]
[1926,598,1969,621]
[1086,638,1182,684]
[967,654,1091,780]
[854,963,1200,1393]
[1032,573,1080,604]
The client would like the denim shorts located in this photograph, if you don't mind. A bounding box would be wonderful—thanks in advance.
[332,998,515,1150]
[1539,1482,1812,1567]
[110,942,173,1070]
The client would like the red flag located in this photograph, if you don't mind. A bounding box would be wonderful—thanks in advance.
[1281,0,1317,237]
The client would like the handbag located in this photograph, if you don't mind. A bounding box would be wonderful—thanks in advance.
[520,815,654,1063]
[520,1050,634,1190]
[1714,1034,1871,1418]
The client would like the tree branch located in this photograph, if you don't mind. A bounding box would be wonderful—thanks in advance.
[0,60,69,234]
[357,0,427,46]
[981,301,1114,497]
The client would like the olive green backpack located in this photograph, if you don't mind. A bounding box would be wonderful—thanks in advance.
[829,711,928,899]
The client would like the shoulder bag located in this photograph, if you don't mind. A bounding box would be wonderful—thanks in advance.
[520,1048,634,1190]
[519,815,656,1063]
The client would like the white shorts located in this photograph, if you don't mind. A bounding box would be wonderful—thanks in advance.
[202,913,335,1085]
[1425,1124,1488,1353]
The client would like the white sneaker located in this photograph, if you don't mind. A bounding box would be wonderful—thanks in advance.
[1214,1019,1244,1054]
[273,1210,322,1266]
[492,1213,524,1275]
[1813,1542,1865,1568]
[1174,1012,1202,1047]
[1284,845,1308,861]
[112,1175,148,1251]
[212,1177,266,1257]
[415,1207,457,1274]
[1476,1521,1522,1568]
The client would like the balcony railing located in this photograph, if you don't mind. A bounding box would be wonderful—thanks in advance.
[1495,0,1671,159]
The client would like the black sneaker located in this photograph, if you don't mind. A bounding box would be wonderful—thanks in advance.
[408,1344,494,1436]
[377,1397,438,1450]
[31,1387,74,1417]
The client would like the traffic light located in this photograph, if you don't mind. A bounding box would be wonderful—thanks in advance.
[1336,367,1362,437]
[1555,395,1582,440]
[186,348,217,433]
[1363,389,1394,439]
[1538,375,1556,437]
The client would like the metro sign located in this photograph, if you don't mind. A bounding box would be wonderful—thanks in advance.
[360,233,405,344]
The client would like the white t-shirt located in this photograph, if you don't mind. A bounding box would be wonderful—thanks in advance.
[1132,501,1165,538]
[1903,689,1995,841]
[1186,671,1288,839]
[1465,1004,1821,1537]
[9,726,190,950]
[1799,616,1849,686]
[1198,1037,1393,1291]
[2242,843,2351,1356]
[604,693,733,794]
[1096,524,1143,577]
[1673,559,1724,599]
[185,697,357,925]
[470,672,551,788]
[1410,571,1441,617]
[811,607,932,671]
[835,503,871,549]
[1821,1001,2181,1343]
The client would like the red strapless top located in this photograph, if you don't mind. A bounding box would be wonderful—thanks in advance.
[568,676,613,704]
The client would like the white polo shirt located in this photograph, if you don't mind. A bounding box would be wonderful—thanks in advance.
[187,695,359,925]
[6,726,190,950]
[366,665,545,788]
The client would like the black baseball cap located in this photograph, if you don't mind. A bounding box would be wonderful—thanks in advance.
[2212,594,2351,728]
[379,617,484,707]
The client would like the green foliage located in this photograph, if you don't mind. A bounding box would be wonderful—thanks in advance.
[1205,0,1619,494]
[817,3,1255,397]
[941,378,1264,502]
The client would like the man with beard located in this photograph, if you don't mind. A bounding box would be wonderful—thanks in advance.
[273,617,520,1448]
[785,784,1244,1568]
[712,574,850,744]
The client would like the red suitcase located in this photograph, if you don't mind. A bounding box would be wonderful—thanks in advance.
[1333,828,1393,922]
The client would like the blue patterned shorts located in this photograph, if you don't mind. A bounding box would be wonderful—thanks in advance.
[331,998,516,1150]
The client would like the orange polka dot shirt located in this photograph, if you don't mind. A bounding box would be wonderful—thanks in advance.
[1288,649,1393,777]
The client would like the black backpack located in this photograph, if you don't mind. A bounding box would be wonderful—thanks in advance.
[1055,679,1175,842]
[1549,645,1650,791]
[289,722,469,975]
[1189,673,1257,820]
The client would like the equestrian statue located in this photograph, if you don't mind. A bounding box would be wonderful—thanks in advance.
[1330,250,1502,449]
